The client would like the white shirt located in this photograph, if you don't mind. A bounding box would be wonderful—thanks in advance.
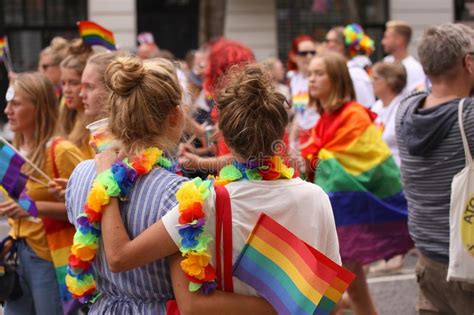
[290,72,320,130]
[371,94,404,166]
[162,178,341,296]
[384,55,426,96]
[347,60,376,108]
[289,72,309,111]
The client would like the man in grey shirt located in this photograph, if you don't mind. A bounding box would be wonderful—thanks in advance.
[396,23,474,314]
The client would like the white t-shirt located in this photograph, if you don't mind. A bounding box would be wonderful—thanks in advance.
[371,94,404,166]
[289,72,320,130]
[289,72,309,112]
[347,60,376,108]
[162,178,341,296]
[384,55,426,96]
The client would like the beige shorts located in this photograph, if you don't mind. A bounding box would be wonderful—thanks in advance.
[415,253,474,315]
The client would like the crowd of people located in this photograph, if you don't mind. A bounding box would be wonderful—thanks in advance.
[0,19,473,315]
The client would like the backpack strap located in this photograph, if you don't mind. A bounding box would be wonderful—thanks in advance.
[49,137,63,178]
[214,185,234,292]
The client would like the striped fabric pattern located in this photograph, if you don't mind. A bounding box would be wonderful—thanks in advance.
[302,102,413,264]
[78,21,116,51]
[66,160,186,315]
[396,94,474,263]
[234,213,354,315]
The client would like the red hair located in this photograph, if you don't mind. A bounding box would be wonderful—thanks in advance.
[287,35,314,71]
[203,38,255,95]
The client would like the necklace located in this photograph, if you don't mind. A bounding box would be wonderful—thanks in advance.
[177,156,294,294]
[66,147,176,303]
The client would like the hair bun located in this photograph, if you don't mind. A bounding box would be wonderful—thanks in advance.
[67,38,93,57]
[105,56,146,96]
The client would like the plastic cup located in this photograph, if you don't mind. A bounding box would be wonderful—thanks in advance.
[86,118,115,153]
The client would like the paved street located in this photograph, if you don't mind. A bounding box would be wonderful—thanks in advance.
[343,252,419,315]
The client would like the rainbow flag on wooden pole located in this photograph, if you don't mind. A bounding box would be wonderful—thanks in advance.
[77,21,116,50]
[233,213,355,315]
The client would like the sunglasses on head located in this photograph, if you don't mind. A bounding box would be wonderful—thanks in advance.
[297,50,317,57]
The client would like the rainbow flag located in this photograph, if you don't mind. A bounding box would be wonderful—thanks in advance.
[0,36,5,58]
[0,141,39,216]
[234,213,355,315]
[78,21,116,51]
[292,91,309,114]
[0,141,28,199]
[301,102,413,264]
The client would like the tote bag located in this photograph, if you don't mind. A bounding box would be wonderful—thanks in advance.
[447,98,474,283]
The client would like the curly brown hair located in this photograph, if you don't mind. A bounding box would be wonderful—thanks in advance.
[216,63,290,160]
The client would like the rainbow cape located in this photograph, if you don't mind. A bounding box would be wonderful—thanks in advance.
[77,21,116,50]
[301,102,413,264]
[234,213,355,315]
[43,218,78,313]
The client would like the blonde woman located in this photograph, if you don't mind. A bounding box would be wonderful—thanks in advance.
[60,39,95,159]
[38,37,70,97]
[0,73,84,314]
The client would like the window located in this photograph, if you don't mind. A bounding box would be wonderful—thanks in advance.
[455,0,474,21]
[137,0,200,59]
[276,0,389,63]
[1,0,87,72]
[0,0,86,121]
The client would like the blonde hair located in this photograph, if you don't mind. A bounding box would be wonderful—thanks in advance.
[13,73,58,174]
[216,63,289,159]
[59,38,95,149]
[386,20,412,44]
[87,51,124,87]
[373,62,407,94]
[311,52,355,113]
[104,55,183,155]
[40,37,70,65]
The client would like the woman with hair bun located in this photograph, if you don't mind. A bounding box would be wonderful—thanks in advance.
[38,37,70,97]
[60,39,95,159]
[93,63,339,314]
[65,55,188,314]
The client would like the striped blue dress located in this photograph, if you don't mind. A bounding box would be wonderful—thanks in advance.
[65,160,186,315]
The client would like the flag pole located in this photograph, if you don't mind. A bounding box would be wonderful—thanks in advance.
[4,36,13,73]
[28,174,49,188]
[0,137,54,182]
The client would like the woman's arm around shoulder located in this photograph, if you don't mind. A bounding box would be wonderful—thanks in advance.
[168,253,276,315]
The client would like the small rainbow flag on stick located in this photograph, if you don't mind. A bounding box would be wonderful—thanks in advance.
[0,36,14,72]
[0,37,6,58]
[78,21,116,51]
[0,141,37,216]
[234,213,355,315]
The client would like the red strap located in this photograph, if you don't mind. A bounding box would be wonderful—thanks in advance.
[214,185,233,292]
[215,187,223,289]
[49,137,63,178]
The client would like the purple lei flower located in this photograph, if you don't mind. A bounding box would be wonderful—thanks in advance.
[77,215,100,236]
[201,281,217,295]
[178,218,206,230]
[112,161,138,197]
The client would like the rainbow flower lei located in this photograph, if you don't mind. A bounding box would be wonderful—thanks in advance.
[66,147,178,303]
[177,156,294,294]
